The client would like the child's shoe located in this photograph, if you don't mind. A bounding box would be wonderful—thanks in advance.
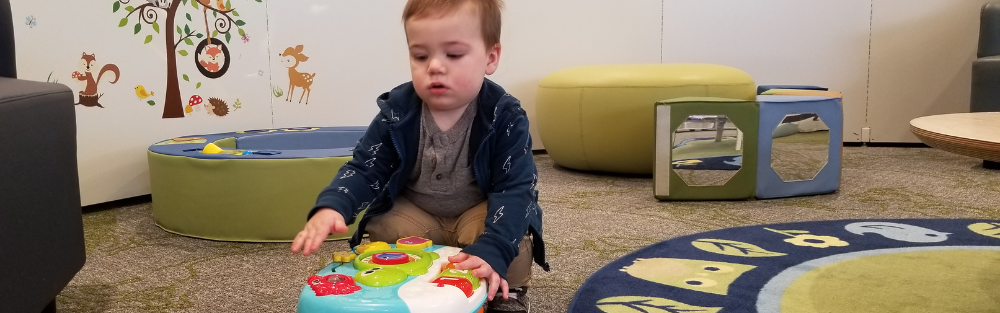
[486,287,529,313]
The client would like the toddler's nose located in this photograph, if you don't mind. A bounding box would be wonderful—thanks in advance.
[428,57,446,74]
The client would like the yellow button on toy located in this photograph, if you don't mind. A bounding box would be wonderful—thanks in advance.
[396,236,433,250]
[201,143,224,154]
[332,251,356,263]
[355,241,390,254]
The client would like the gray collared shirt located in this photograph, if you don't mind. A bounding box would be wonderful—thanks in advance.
[402,100,486,217]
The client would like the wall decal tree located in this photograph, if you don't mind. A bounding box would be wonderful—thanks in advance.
[112,0,260,118]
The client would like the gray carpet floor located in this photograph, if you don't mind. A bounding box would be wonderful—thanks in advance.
[61,147,1000,312]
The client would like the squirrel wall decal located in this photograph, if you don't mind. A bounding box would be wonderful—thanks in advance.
[73,52,120,108]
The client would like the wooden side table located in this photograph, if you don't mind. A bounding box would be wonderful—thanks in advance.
[910,112,1000,169]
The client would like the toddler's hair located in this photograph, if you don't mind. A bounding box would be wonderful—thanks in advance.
[403,0,504,48]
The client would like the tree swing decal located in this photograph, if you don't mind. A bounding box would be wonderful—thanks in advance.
[112,0,261,118]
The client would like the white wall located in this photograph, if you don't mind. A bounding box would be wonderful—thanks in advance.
[662,0,873,141]
[10,0,983,205]
[12,0,274,206]
[867,0,983,143]
[267,1,411,128]
[494,0,662,147]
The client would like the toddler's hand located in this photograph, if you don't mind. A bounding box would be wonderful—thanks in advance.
[449,252,509,300]
[290,208,348,256]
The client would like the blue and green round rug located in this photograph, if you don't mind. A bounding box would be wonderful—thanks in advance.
[569,219,1000,313]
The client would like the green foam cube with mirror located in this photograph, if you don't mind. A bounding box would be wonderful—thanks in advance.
[654,97,759,200]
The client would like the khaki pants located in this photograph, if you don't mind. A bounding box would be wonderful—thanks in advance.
[365,196,532,288]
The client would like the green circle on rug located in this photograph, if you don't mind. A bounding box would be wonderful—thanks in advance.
[781,250,1000,312]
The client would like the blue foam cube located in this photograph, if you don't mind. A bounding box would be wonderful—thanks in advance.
[755,95,842,199]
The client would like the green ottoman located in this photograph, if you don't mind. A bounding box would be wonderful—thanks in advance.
[654,97,759,200]
[536,64,756,174]
[148,127,367,242]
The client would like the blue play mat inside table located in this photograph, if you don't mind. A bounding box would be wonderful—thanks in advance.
[148,126,367,159]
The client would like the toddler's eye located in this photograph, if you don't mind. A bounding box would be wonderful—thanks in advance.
[447,54,464,59]
[412,55,428,61]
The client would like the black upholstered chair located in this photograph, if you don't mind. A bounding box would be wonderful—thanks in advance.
[0,0,87,312]
[972,2,1000,112]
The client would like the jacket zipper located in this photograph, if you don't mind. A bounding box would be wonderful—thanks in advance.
[472,129,494,195]
[386,125,404,203]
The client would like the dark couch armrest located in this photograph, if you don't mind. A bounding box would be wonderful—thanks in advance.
[972,56,1000,112]
[0,0,15,78]
[0,77,86,313]
[979,2,1000,58]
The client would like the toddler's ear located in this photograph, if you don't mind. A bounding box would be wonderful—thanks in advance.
[485,43,501,75]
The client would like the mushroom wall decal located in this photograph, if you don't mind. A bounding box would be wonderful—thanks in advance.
[187,95,203,114]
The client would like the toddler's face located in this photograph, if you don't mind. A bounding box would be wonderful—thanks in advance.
[405,2,500,112]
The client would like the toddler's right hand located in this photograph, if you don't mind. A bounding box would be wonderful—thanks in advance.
[290,208,349,256]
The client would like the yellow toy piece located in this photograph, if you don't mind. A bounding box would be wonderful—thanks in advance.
[201,143,224,154]
[396,236,433,250]
[332,251,356,263]
[355,241,390,254]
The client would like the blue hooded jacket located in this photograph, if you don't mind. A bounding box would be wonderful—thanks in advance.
[310,78,550,279]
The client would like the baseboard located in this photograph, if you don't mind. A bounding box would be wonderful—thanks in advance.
[842,142,929,148]
[862,142,930,148]
[82,194,152,213]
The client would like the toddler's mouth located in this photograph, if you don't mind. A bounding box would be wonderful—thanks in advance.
[430,83,447,95]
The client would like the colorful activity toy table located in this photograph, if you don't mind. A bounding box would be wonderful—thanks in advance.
[297,237,487,313]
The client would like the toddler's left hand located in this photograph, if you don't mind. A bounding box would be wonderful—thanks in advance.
[449,252,508,300]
